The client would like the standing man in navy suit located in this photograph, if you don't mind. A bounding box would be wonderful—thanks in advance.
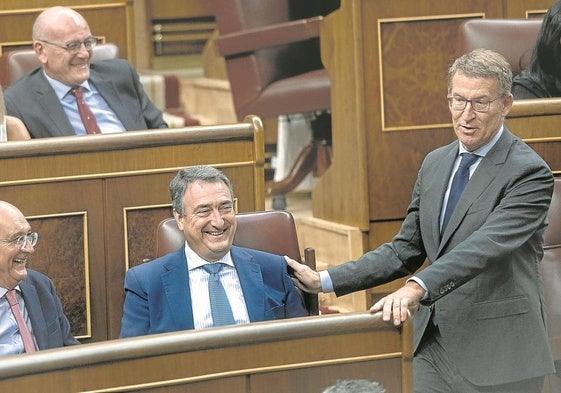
[120,166,307,338]
[287,49,555,392]
[0,201,79,356]
[4,6,167,138]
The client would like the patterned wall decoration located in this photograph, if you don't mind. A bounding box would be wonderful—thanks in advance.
[124,204,174,270]
[27,212,91,339]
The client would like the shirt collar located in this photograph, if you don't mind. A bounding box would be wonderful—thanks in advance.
[183,242,234,271]
[0,285,22,298]
[42,69,92,100]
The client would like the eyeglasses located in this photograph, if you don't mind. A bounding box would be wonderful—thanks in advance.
[0,232,39,251]
[38,36,98,54]
[447,95,502,113]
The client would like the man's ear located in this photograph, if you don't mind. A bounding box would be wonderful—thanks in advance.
[172,209,184,230]
[501,93,514,117]
[33,41,48,65]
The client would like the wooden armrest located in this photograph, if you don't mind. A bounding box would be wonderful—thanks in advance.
[215,16,322,57]
[508,98,561,117]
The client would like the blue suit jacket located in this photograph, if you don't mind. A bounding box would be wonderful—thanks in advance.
[20,270,80,350]
[120,246,307,338]
[4,59,167,138]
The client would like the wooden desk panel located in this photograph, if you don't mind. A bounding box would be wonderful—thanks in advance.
[314,0,560,230]
[0,1,133,61]
[0,117,264,342]
[0,312,412,393]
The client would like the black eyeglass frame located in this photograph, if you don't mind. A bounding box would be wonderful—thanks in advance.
[447,95,503,113]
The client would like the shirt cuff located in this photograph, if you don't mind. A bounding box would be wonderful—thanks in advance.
[407,276,428,300]
[319,270,334,293]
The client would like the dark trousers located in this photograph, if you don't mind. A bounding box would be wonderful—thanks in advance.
[413,323,544,393]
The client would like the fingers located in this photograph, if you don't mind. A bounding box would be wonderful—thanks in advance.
[284,256,300,271]
[284,255,322,294]
[369,294,413,327]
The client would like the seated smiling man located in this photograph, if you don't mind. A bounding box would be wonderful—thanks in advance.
[4,6,167,138]
[120,165,307,337]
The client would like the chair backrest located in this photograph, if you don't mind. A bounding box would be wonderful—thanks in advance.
[456,18,543,75]
[0,43,119,88]
[541,177,561,369]
[155,210,318,315]
[210,0,332,119]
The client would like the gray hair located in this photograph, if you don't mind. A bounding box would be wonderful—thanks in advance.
[323,379,386,393]
[169,165,234,215]
[448,48,513,97]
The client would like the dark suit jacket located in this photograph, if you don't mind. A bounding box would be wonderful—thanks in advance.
[20,269,80,349]
[119,245,308,338]
[328,128,555,386]
[4,59,167,138]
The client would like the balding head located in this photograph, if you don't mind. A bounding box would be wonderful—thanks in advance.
[0,201,26,227]
[32,6,93,86]
[33,6,89,41]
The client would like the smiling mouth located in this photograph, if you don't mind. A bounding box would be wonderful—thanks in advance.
[13,257,27,265]
[206,228,228,237]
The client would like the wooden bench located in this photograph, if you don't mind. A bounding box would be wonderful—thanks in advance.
[0,311,412,393]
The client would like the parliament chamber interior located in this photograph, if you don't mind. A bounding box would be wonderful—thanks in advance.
[0,0,560,392]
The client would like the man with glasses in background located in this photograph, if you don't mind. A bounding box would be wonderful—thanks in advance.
[4,6,167,138]
[0,201,79,356]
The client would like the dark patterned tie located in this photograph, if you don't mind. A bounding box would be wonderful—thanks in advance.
[442,153,479,232]
[71,87,101,134]
[202,263,235,327]
[5,290,37,353]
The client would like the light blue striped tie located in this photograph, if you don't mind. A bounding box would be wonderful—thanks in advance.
[202,263,235,327]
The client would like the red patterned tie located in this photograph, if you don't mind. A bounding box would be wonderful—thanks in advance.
[5,290,37,353]
[71,87,101,134]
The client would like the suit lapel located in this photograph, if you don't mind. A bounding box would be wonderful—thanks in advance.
[231,247,264,322]
[34,71,76,136]
[161,250,195,330]
[19,280,47,350]
[439,129,513,249]
[89,68,137,129]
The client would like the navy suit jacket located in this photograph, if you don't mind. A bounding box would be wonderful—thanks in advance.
[120,246,308,338]
[4,59,167,138]
[328,128,555,386]
[20,270,80,350]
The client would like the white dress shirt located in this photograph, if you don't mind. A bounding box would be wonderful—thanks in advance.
[183,243,250,329]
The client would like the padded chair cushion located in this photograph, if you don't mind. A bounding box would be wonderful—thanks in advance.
[245,68,331,119]
[156,211,303,261]
[457,19,542,75]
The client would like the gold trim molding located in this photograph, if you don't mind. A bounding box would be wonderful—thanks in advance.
[80,352,401,393]
[0,161,256,187]
[377,13,485,133]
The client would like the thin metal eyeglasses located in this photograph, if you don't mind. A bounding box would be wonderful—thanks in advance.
[0,232,39,251]
[37,36,98,54]
[447,95,502,113]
